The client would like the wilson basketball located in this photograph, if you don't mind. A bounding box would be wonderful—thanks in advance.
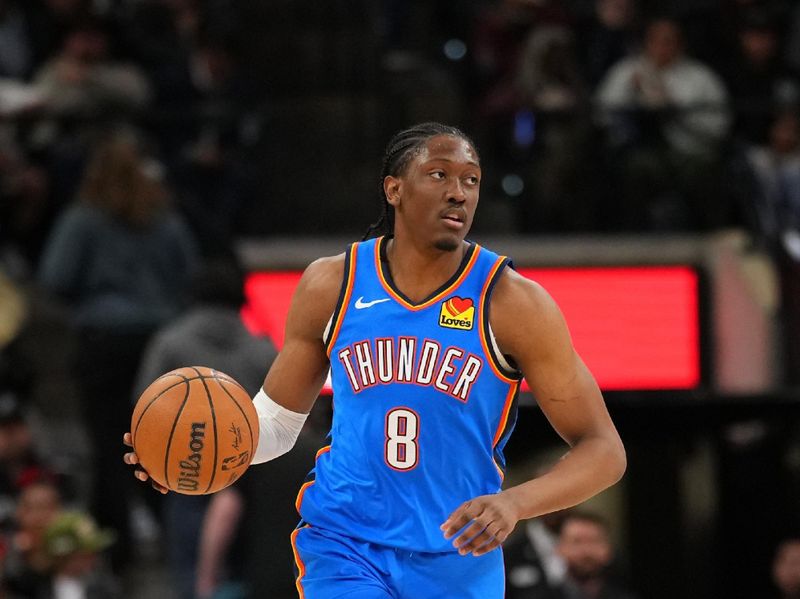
[131,366,260,495]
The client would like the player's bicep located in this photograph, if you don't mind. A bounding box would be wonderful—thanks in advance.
[527,349,613,447]
[261,255,343,413]
[263,337,329,414]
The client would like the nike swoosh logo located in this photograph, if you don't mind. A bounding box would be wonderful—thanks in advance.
[354,296,391,309]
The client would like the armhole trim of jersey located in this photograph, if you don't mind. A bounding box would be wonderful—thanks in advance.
[480,257,522,381]
[324,243,357,356]
[488,324,514,373]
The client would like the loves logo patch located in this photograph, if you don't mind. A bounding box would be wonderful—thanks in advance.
[439,296,475,330]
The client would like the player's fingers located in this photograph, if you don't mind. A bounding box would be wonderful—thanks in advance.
[457,515,511,555]
[123,432,133,447]
[481,523,510,547]
[452,521,487,552]
[461,522,505,556]
[456,519,501,554]
[123,451,139,465]
[441,512,470,539]
[471,536,502,557]
[131,464,167,494]
[489,524,510,545]
[441,501,484,538]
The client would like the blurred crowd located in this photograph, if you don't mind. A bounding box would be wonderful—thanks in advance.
[0,0,263,280]
[3,0,800,263]
[0,0,799,597]
[503,503,800,599]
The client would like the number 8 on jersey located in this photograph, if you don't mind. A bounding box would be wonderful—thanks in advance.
[385,407,419,471]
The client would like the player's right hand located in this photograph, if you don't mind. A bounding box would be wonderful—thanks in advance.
[123,432,168,494]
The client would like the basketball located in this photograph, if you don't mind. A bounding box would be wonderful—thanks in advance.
[131,366,260,495]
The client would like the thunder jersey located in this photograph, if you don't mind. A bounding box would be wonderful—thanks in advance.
[296,236,522,553]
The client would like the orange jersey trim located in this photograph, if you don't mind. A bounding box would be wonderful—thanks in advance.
[325,249,358,356]
[294,445,331,513]
[290,524,310,598]
[478,257,519,384]
[492,383,519,447]
[493,460,506,483]
[374,236,481,311]
[491,382,519,483]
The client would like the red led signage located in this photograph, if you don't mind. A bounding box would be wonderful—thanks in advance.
[243,266,700,391]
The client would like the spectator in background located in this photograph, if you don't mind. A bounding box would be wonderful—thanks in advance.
[781,1,800,75]
[548,511,638,599]
[471,0,572,166]
[3,477,64,597]
[41,510,119,599]
[742,109,800,245]
[473,0,572,90]
[0,0,39,81]
[741,108,800,384]
[28,16,153,228]
[505,507,571,599]
[26,0,95,65]
[133,253,272,399]
[595,17,731,231]
[513,25,596,233]
[0,393,57,533]
[0,268,28,363]
[134,253,277,599]
[37,130,198,573]
[576,0,640,88]
[150,30,261,256]
[516,26,587,111]
[31,18,150,122]
[772,538,800,599]
[721,8,800,145]
[0,0,49,272]
[0,129,51,271]
[114,0,201,75]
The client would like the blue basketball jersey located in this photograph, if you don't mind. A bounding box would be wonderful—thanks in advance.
[297,236,521,553]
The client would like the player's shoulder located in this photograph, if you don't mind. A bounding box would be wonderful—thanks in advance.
[492,266,558,314]
[286,253,348,334]
[489,266,572,361]
[303,253,346,279]
[297,253,347,301]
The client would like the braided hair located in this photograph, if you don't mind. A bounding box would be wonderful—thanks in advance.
[362,122,478,240]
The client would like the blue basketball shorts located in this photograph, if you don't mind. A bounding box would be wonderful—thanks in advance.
[290,522,505,599]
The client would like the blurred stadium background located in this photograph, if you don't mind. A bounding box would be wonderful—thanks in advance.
[1,0,800,598]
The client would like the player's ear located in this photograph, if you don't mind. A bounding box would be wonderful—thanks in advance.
[384,175,402,207]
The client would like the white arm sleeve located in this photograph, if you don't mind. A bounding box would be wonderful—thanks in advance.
[251,389,308,464]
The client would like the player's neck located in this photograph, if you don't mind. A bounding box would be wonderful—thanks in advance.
[383,236,468,303]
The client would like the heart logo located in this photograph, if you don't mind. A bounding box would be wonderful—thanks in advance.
[445,296,473,316]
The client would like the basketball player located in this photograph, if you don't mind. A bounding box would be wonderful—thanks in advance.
[124,122,626,598]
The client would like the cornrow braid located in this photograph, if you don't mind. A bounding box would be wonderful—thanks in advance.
[362,122,478,240]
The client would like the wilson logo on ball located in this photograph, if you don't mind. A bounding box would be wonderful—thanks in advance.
[177,422,206,492]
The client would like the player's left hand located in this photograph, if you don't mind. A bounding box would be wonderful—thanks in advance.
[440,492,520,557]
[122,433,168,494]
